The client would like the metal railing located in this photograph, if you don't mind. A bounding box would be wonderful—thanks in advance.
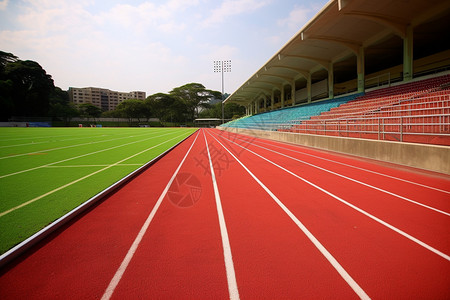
[287,113,450,143]
[315,93,449,119]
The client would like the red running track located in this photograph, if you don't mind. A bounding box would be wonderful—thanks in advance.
[0,128,449,299]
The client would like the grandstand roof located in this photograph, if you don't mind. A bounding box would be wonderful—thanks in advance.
[226,0,450,106]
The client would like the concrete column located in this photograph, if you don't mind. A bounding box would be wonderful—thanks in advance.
[357,47,365,93]
[328,62,334,99]
[281,85,285,108]
[271,90,275,110]
[291,81,296,106]
[254,101,258,114]
[403,26,413,81]
[307,73,312,103]
[263,97,267,110]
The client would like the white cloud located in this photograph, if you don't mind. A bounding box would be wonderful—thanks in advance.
[16,1,94,35]
[164,0,200,12]
[96,0,200,33]
[157,21,186,33]
[0,0,9,11]
[265,35,282,47]
[96,2,156,28]
[277,5,311,31]
[202,0,271,27]
[264,4,318,48]
[207,44,238,61]
[14,0,199,37]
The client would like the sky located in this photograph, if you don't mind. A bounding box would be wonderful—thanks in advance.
[0,0,328,96]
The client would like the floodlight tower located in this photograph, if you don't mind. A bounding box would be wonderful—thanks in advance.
[213,60,231,124]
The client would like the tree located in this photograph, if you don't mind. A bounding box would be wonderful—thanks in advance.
[169,83,219,122]
[224,102,246,119]
[146,93,186,123]
[1,53,22,120]
[0,51,18,75]
[79,103,102,123]
[198,102,220,118]
[198,102,245,120]
[0,52,73,121]
[4,60,55,118]
[48,87,79,125]
[0,79,14,121]
[115,99,147,125]
[141,99,153,122]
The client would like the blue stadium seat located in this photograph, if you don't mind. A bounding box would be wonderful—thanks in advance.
[221,93,362,131]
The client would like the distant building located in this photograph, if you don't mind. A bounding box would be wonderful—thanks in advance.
[68,87,146,111]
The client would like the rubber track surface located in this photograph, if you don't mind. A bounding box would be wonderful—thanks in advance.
[0,128,449,299]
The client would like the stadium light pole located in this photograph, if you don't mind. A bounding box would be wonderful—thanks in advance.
[214,60,231,124]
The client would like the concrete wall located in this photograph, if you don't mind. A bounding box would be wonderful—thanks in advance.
[217,127,450,175]
[0,122,27,127]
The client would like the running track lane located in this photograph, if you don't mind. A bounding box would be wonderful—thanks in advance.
[0,128,448,298]
[207,128,450,299]
[210,130,450,254]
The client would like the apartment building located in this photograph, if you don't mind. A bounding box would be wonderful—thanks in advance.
[68,87,146,111]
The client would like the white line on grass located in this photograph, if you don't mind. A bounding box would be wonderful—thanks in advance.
[43,164,143,168]
[0,133,78,142]
[0,131,177,179]
[203,130,240,300]
[0,135,110,149]
[210,131,450,262]
[0,132,191,218]
[207,130,370,300]
[0,130,161,160]
[101,131,200,300]
[218,132,450,194]
[215,132,450,217]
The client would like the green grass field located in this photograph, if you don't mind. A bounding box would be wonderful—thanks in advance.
[0,127,197,254]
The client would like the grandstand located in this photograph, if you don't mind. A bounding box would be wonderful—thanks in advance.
[222,73,450,145]
[291,74,450,145]
[223,93,362,131]
[220,0,450,173]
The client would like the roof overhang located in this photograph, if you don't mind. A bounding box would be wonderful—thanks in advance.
[225,0,450,106]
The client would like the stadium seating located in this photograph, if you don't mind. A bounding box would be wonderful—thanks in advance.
[222,74,450,146]
[292,74,450,145]
[221,93,362,131]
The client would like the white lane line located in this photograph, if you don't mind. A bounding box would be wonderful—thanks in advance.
[101,131,200,300]
[0,132,191,218]
[211,131,450,262]
[44,164,143,168]
[0,131,177,179]
[0,130,161,160]
[0,135,111,149]
[218,131,450,194]
[203,130,240,300]
[216,133,450,217]
[208,130,370,300]
[0,133,78,142]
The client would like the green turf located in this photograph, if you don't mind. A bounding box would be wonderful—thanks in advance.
[0,127,197,254]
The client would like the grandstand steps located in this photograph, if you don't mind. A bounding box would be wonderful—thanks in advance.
[222,74,450,146]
